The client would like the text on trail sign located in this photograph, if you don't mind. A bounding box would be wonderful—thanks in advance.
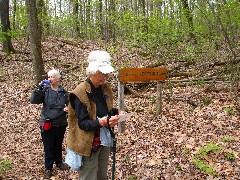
[118,68,167,83]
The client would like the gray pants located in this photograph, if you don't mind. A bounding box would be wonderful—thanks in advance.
[79,146,110,180]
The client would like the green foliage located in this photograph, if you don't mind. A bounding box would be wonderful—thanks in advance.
[225,107,235,115]
[196,79,206,85]
[223,66,233,74]
[6,0,240,46]
[0,29,18,42]
[0,158,12,175]
[192,158,217,176]
[217,0,240,36]
[9,2,28,37]
[183,147,190,155]
[176,166,182,172]
[225,153,234,161]
[202,96,212,106]
[120,61,131,68]
[125,156,131,163]
[128,175,136,180]
[0,26,6,41]
[197,143,224,156]
[192,142,224,175]
[187,79,205,86]
[149,96,156,102]
[221,137,233,143]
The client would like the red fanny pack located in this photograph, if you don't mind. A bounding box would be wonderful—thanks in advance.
[92,129,101,152]
[42,120,52,131]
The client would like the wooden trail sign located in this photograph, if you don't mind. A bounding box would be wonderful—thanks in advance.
[118,68,167,83]
[117,68,167,133]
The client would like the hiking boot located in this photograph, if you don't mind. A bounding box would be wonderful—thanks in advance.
[44,169,52,179]
[56,162,68,170]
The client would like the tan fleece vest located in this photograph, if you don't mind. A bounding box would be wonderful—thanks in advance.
[66,81,113,156]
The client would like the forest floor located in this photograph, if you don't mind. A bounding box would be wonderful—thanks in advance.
[0,37,239,179]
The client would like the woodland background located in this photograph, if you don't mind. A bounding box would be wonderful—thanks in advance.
[0,0,239,179]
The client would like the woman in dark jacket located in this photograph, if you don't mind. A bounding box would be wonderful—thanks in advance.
[30,69,68,179]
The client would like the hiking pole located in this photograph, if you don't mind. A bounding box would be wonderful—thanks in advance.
[108,124,116,180]
[107,112,118,180]
[111,135,117,180]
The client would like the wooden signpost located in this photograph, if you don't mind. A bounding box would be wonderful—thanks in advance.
[119,68,167,83]
[117,67,167,133]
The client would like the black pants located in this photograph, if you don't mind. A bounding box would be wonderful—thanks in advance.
[40,125,66,170]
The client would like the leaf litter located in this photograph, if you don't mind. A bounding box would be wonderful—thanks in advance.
[0,38,239,179]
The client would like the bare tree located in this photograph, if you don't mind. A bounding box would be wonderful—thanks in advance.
[0,0,15,54]
[25,0,45,83]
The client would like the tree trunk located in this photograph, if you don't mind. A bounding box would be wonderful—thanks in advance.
[36,0,44,38]
[73,0,80,38]
[12,0,16,30]
[86,0,91,38]
[108,0,116,40]
[0,0,15,54]
[44,0,51,36]
[97,0,104,39]
[25,0,45,83]
[139,0,148,33]
[180,0,196,42]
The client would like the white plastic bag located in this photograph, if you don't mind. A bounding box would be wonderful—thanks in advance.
[65,147,82,171]
[100,126,112,147]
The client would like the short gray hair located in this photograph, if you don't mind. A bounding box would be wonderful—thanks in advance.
[48,69,61,78]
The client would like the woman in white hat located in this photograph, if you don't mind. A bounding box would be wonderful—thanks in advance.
[66,50,125,179]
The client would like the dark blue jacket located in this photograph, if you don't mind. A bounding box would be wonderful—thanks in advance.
[30,85,68,127]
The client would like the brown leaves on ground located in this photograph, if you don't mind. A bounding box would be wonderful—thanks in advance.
[0,38,239,179]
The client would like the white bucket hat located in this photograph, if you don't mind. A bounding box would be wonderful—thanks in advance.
[86,50,115,74]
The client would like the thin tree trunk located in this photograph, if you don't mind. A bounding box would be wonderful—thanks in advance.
[139,0,147,32]
[73,0,80,38]
[0,0,15,54]
[109,0,116,40]
[98,0,104,39]
[79,0,83,38]
[12,0,16,30]
[36,0,44,38]
[181,0,196,42]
